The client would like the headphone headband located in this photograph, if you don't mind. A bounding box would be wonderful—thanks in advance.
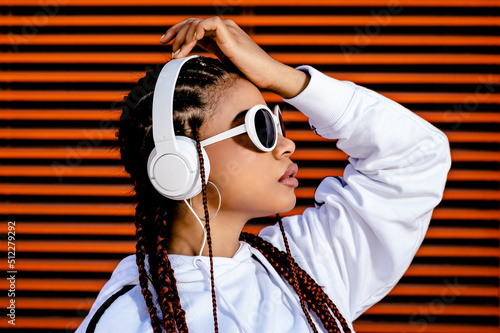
[147,55,210,201]
[152,55,200,152]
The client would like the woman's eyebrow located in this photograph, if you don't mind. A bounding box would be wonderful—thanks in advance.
[232,109,249,124]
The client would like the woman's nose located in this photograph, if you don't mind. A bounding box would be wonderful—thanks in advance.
[274,134,296,158]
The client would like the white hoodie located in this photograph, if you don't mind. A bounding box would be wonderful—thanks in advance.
[76,66,451,333]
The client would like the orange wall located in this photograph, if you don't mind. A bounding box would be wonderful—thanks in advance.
[1,1,499,332]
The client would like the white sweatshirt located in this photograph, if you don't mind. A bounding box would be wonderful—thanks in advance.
[76,66,451,333]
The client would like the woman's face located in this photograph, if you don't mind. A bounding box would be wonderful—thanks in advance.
[201,78,297,220]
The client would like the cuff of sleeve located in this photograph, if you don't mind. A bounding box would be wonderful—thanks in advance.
[282,66,356,130]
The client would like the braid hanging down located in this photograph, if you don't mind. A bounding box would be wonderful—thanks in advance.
[195,128,219,333]
[240,230,352,333]
[117,56,350,333]
[278,214,319,333]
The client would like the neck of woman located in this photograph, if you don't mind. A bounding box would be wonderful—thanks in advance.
[168,205,248,258]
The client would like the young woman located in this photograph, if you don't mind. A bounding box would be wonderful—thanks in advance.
[76,17,451,333]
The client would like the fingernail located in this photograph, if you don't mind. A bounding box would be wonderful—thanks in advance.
[193,32,197,41]
[160,34,165,42]
[172,48,181,58]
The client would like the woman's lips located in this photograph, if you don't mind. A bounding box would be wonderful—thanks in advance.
[279,163,299,188]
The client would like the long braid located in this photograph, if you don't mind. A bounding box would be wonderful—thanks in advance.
[135,206,163,333]
[240,231,333,332]
[296,268,352,333]
[277,214,319,333]
[195,128,219,333]
[155,210,188,332]
[155,209,189,332]
[241,231,341,333]
[240,231,352,333]
[276,213,350,333]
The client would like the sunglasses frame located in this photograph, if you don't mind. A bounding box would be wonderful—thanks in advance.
[200,104,284,152]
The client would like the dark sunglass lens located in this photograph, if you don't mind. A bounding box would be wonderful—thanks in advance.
[255,109,276,149]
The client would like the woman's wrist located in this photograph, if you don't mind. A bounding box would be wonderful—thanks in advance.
[267,63,311,99]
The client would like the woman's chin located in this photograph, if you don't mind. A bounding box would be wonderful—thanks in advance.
[276,196,297,215]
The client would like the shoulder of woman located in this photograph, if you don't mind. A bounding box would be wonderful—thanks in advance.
[94,284,154,333]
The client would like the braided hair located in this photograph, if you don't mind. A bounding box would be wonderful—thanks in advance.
[117,56,351,333]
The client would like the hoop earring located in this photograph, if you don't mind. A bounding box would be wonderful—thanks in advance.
[183,181,222,263]
[188,181,221,221]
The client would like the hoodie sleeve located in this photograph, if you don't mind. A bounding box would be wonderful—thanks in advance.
[259,66,451,322]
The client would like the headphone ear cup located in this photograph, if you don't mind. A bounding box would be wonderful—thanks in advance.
[176,136,211,199]
[147,136,210,201]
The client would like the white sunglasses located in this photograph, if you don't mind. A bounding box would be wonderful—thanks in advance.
[200,104,285,152]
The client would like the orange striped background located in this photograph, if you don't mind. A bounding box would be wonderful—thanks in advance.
[1,0,499,332]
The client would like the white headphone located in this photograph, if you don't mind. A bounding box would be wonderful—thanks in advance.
[147,55,211,201]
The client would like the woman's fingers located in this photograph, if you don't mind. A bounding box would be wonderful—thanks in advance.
[194,17,234,50]
[197,37,226,62]
[159,18,203,58]
[175,20,202,58]
[169,17,234,59]
[159,18,192,44]
[170,20,198,56]
[162,17,223,59]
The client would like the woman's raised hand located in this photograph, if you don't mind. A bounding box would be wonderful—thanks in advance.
[160,17,309,99]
